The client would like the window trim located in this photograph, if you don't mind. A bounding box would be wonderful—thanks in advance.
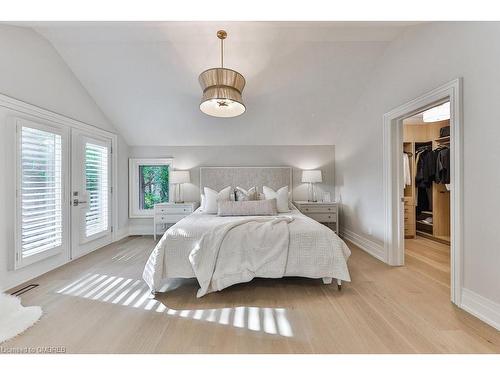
[15,118,70,269]
[128,158,173,218]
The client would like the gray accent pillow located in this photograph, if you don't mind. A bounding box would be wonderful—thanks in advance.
[235,186,258,201]
[218,199,278,216]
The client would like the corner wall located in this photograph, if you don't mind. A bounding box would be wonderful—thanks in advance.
[0,25,129,290]
[336,23,500,314]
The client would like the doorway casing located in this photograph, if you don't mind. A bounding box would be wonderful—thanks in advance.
[382,78,463,305]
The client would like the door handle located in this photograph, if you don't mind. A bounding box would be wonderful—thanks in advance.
[73,199,88,207]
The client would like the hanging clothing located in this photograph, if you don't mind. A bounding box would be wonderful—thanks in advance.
[415,147,435,188]
[435,147,450,184]
[422,150,437,186]
[403,153,411,186]
[417,186,430,214]
[415,145,434,214]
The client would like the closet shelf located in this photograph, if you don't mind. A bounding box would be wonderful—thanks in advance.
[435,136,450,143]
[417,220,433,226]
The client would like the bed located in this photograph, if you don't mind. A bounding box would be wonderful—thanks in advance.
[143,166,351,297]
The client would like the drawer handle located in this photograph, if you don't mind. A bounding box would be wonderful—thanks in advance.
[328,208,331,211]
[305,208,309,211]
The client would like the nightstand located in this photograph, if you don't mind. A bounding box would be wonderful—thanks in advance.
[293,201,339,234]
[153,202,199,240]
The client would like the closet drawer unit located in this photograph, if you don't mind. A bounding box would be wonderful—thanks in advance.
[404,210,414,223]
[404,204,416,238]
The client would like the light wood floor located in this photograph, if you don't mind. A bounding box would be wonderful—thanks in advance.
[3,235,499,353]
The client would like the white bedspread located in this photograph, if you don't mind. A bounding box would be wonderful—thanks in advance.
[143,207,351,295]
[190,216,293,297]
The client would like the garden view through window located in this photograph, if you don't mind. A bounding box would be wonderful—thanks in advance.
[138,165,169,210]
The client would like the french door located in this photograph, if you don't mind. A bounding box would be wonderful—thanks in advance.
[70,129,112,259]
[15,119,69,269]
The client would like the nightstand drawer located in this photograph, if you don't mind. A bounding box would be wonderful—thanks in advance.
[156,206,193,214]
[307,212,337,223]
[155,214,188,224]
[301,205,337,214]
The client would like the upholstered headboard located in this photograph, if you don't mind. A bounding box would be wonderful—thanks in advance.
[199,167,293,197]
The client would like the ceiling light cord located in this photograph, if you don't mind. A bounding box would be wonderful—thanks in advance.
[217,29,227,69]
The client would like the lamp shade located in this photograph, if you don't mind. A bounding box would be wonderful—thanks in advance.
[170,170,190,184]
[199,68,246,118]
[302,170,322,183]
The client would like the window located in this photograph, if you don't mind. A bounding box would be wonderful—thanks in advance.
[17,122,64,267]
[85,142,109,237]
[138,165,169,210]
[129,158,172,217]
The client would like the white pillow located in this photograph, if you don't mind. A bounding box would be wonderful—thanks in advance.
[200,194,206,211]
[203,186,232,214]
[263,186,290,213]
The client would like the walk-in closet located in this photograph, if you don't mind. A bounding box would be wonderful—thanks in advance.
[403,102,451,285]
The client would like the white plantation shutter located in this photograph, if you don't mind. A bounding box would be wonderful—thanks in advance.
[19,125,63,261]
[85,143,109,237]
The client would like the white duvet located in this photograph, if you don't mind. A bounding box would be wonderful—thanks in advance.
[143,206,351,297]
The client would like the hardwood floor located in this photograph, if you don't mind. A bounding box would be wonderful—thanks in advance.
[405,236,451,288]
[3,235,499,353]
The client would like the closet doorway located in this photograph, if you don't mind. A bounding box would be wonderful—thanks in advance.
[382,78,462,305]
[402,103,451,289]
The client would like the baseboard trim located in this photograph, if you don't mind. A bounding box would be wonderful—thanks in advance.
[341,228,386,263]
[114,227,130,242]
[461,288,500,331]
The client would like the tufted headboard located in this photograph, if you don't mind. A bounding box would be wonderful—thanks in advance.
[199,167,293,198]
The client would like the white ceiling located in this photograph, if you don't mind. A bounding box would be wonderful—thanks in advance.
[27,22,416,146]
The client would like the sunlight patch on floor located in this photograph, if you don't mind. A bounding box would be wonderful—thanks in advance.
[55,273,294,337]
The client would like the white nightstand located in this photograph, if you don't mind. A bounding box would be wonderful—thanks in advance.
[153,202,199,240]
[293,201,339,234]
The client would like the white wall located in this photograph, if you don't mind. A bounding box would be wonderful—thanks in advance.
[0,25,129,291]
[128,145,335,234]
[0,25,114,132]
[336,22,500,305]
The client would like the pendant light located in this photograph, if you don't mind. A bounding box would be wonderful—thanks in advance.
[199,30,246,118]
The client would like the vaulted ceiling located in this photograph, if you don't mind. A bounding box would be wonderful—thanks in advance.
[27,22,416,146]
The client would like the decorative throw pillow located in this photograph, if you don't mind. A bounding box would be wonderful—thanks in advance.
[263,186,290,213]
[235,186,258,201]
[218,199,278,216]
[200,194,206,211]
[204,186,232,214]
